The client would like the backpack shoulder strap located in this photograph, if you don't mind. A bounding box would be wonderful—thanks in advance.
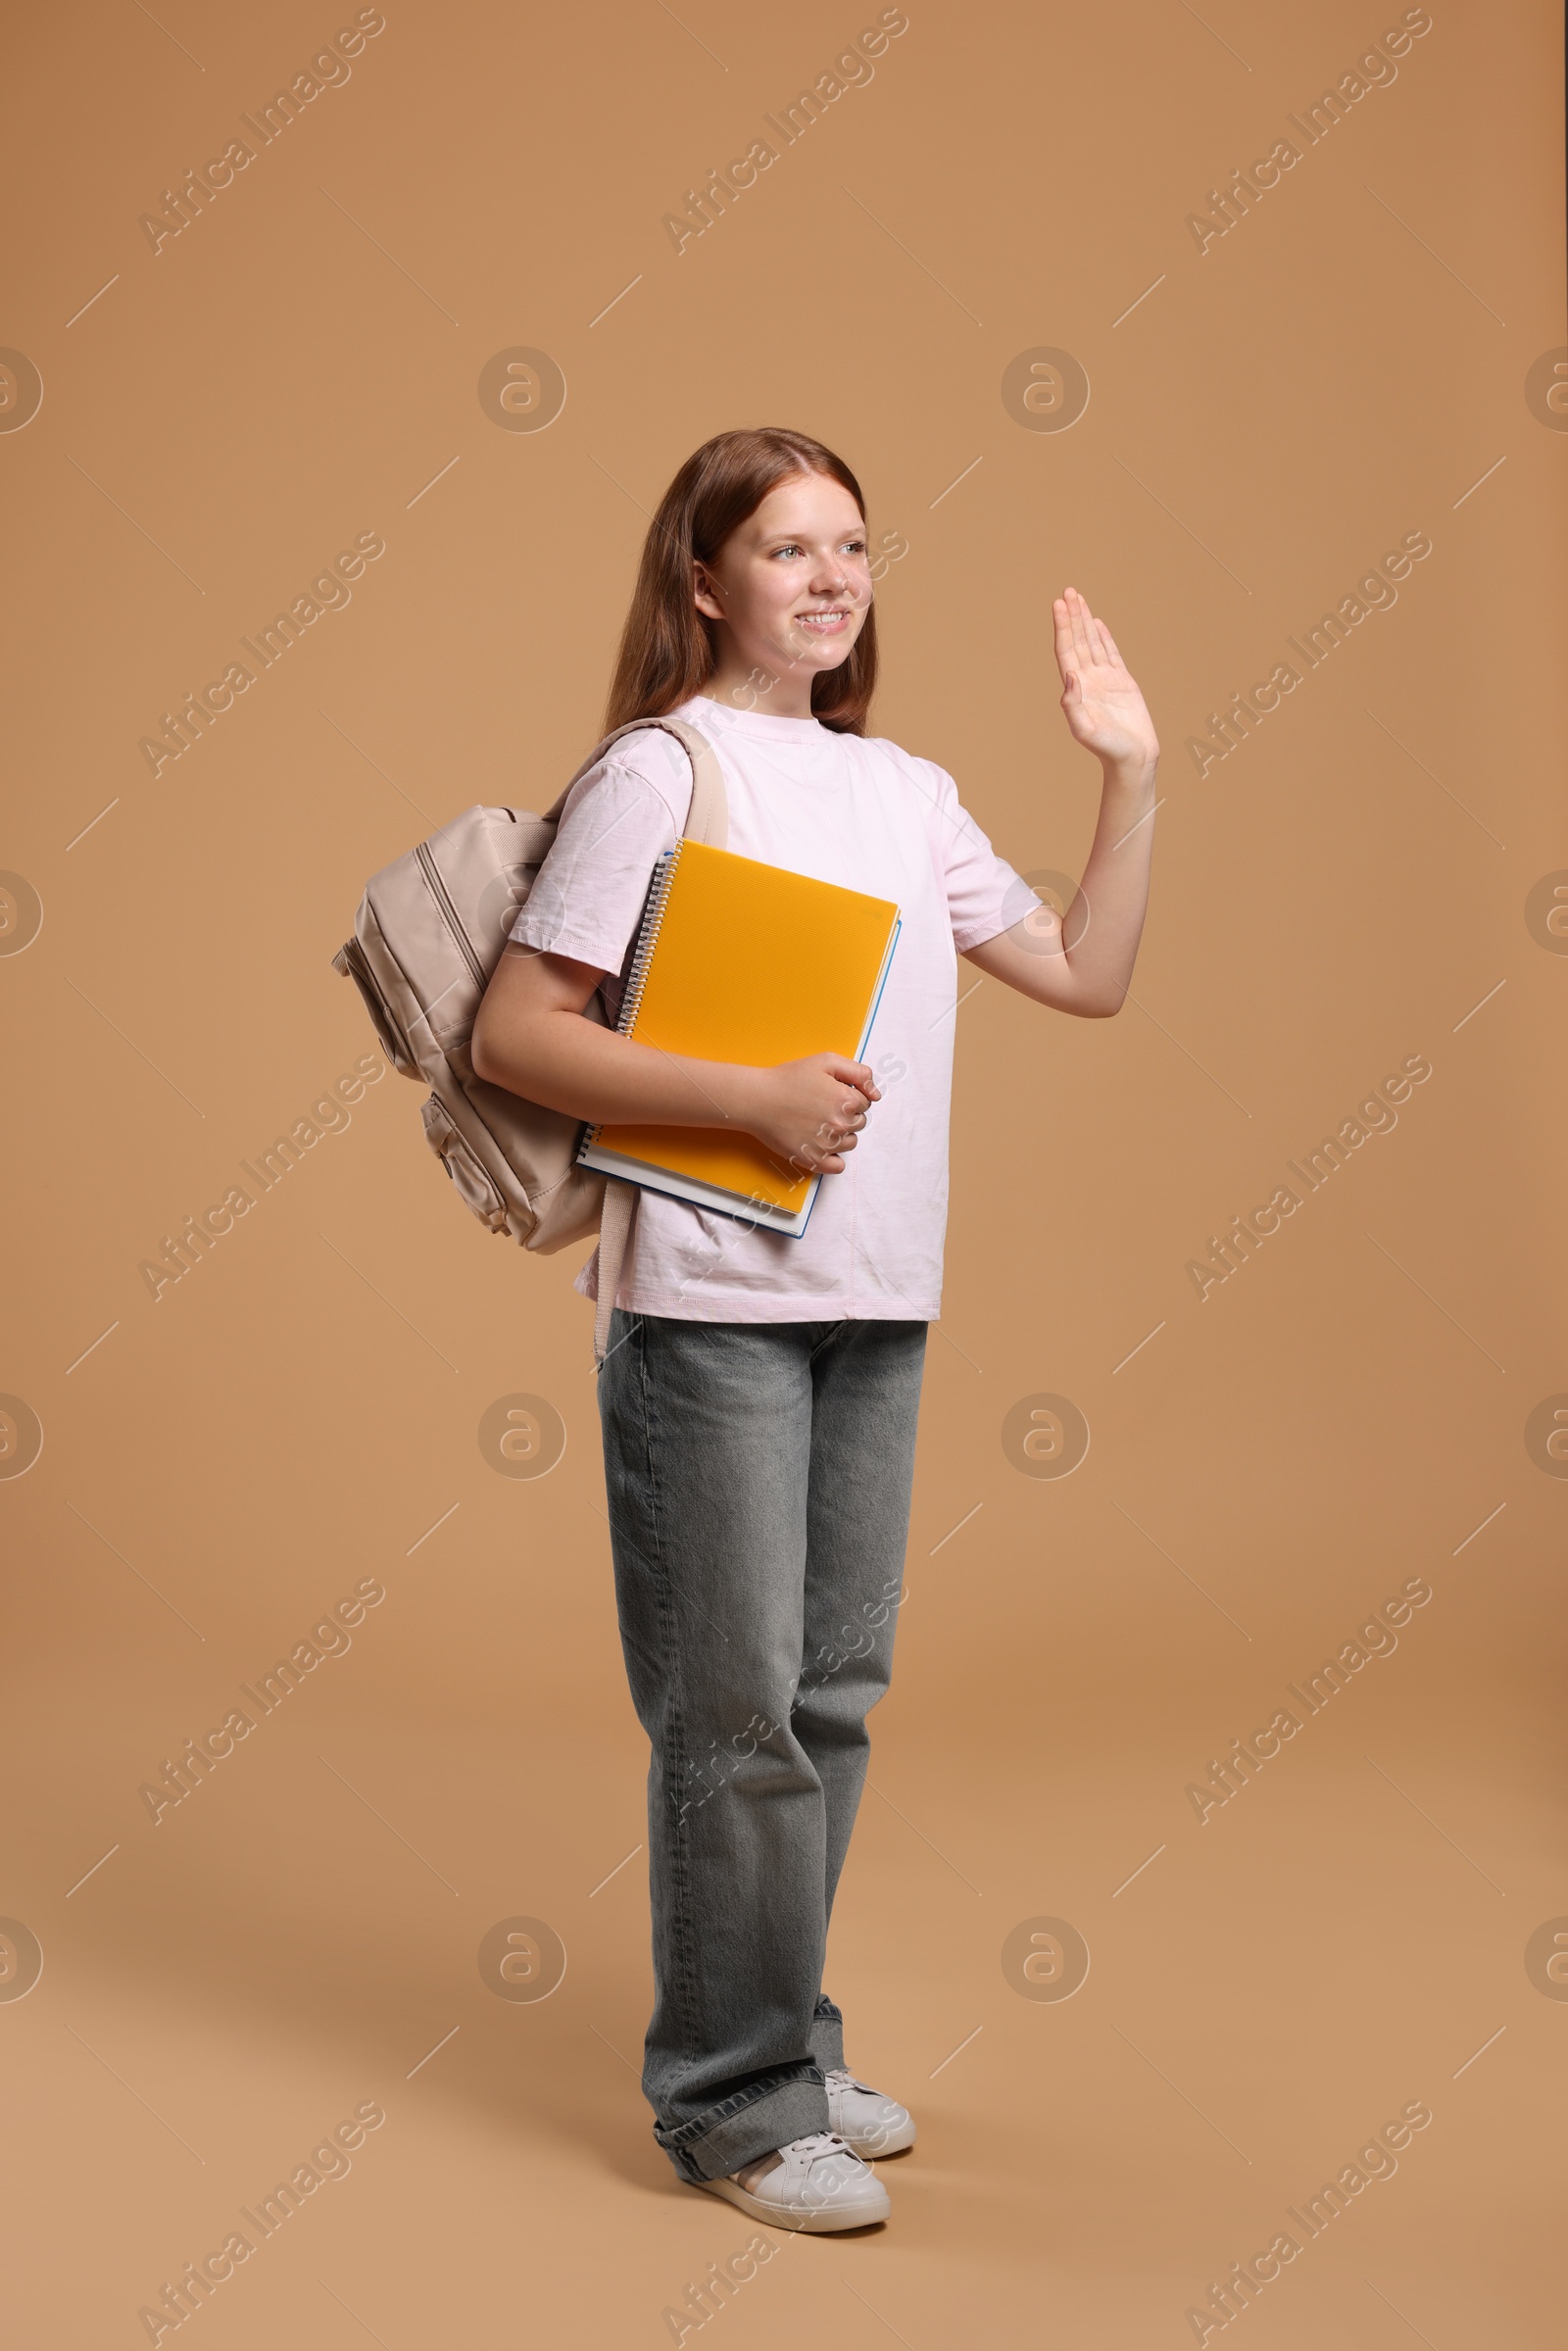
[593,1178,637,1365]
[545,715,728,849]
[560,717,731,1360]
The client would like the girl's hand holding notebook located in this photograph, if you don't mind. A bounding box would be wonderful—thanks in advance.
[732,1053,882,1178]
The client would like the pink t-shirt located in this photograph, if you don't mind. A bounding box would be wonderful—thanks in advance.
[511,695,1039,1322]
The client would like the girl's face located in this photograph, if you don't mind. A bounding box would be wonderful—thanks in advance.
[694,471,872,696]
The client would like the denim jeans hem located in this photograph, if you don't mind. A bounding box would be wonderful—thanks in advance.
[655,2073,830,2183]
[808,1994,845,2073]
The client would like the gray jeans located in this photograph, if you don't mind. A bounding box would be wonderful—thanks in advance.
[597,1308,927,2182]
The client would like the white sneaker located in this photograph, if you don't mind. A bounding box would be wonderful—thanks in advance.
[697,2131,891,2232]
[825,2066,917,2157]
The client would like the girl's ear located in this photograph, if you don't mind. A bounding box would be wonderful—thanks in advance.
[693,560,728,624]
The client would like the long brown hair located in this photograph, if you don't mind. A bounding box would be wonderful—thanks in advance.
[605,427,877,736]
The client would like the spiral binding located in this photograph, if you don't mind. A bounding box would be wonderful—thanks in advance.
[615,844,683,1038]
[577,846,685,1165]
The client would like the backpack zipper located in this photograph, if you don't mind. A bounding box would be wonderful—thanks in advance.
[416,842,486,989]
[334,938,416,1075]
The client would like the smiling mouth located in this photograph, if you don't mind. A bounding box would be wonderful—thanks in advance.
[794,609,851,632]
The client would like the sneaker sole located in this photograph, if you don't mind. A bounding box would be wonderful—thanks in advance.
[694,2171,892,2233]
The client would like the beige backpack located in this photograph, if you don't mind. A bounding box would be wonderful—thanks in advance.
[331,716,729,1357]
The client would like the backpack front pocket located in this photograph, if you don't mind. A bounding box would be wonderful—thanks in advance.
[419,1096,509,1233]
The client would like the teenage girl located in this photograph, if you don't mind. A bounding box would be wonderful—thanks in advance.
[471,426,1159,2231]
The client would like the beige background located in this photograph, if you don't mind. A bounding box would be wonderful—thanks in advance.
[3,0,1564,2342]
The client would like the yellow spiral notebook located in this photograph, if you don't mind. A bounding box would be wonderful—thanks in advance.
[576,840,901,1236]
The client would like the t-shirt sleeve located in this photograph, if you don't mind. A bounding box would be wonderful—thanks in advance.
[916,757,1043,952]
[509,754,682,978]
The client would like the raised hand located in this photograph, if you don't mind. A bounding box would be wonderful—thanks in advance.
[1052,586,1160,773]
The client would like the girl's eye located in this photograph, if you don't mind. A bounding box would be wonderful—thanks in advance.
[770,541,869,559]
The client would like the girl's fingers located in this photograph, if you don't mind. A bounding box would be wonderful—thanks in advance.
[1068,586,1136,683]
[1066,597,1087,671]
[1064,585,1092,675]
[1093,612,1127,671]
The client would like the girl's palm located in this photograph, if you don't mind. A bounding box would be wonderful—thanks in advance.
[1053,587,1159,769]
